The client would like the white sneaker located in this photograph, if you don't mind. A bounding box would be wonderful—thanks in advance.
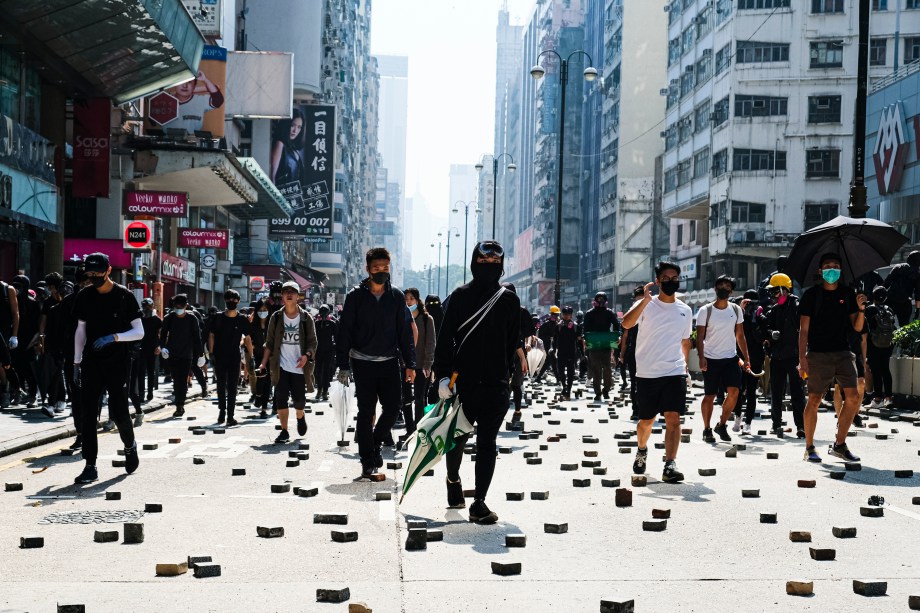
[868,399,882,409]
[741,422,751,435]
[883,398,893,407]
[732,414,743,432]
[54,401,66,413]
[40,405,55,418]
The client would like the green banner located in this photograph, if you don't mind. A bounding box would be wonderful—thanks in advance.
[584,330,620,350]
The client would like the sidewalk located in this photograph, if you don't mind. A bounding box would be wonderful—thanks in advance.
[0,377,196,458]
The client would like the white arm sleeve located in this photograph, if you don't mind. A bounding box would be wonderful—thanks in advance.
[117,318,144,343]
[74,321,87,364]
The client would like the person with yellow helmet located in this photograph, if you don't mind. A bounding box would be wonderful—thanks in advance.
[535,306,561,382]
[762,272,807,438]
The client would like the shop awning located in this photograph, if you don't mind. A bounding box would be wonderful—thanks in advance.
[133,149,293,220]
[0,0,205,103]
[282,268,312,292]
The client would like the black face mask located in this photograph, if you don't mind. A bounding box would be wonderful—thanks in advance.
[660,280,680,296]
[225,301,239,311]
[371,271,390,285]
[873,294,886,304]
[471,261,503,285]
[715,287,732,300]
[89,276,106,289]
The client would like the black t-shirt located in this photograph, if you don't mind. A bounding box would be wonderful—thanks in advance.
[799,285,858,353]
[141,314,163,352]
[73,283,142,360]
[42,297,64,352]
[209,312,251,361]
[54,292,80,358]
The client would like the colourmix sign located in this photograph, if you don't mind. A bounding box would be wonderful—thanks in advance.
[124,191,188,217]
[269,103,335,241]
[178,229,228,249]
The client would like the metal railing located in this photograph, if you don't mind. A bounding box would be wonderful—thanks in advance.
[871,60,920,93]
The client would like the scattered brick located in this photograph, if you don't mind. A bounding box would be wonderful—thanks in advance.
[895,470,914,478]
[845,462,862,471]
[316,587,351,603]
[601,479,621,488]
[271,484,291,494]
[767,452,779,459]
[786,581,814,596]
[20,535,43,548]
[853,580,887,597]
[560,463,578,471]
[652,509,671,519]
[582,460,601,468]
[642,520,667,532]
[573,478,591,487]
[491,561,521,576]
[405,528,427,551]
[594,467,608,475]
[105,491,121,501]
[375,492,391,501]
[631,476,647,487]
[724,448,737,458]
[124,523,144,544]
[544,523,568,534]
[231,468,246,476]
[798,480,816,488]
[760,513,777,524]
[155,562,188,576]
[833,527,857,538]
[615,488,632,508]
[387,462,403,469]
[741,489,759,498]
[193,563,222,578]
[860,506,884,518]
[809,547,835,561]
[527,458,543,465]
[331,531,358,543]
[789,531,811,542]
[426,530,443,542]
[187,556,212,568]
[299,488,319,498]
[314,513,348,525]
[599,598,635,613]
[530,491,550,500]
[505,533,526,547]
[257,526,284,538]
[193,457,205,465]
[144,503,162,513]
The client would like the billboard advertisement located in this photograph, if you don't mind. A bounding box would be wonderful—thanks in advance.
[181,0,222,37]
[269,104,335,242]
[245,0,322,95]
[224,52,293,119]
[178,228,229,249]
[72,98,111,198]
[124,191,188,217]
[146,45,227,137]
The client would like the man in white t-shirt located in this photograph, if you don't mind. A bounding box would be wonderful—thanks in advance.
[696,275,751,444]
[621,261,693,483]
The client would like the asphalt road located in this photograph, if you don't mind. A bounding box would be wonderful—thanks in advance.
[1,376,919,612]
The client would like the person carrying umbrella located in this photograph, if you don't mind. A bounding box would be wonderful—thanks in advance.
[798,253,867,463]
[434,241,521,524]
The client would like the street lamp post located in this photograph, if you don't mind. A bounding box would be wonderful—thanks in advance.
[531,49,597,306]
[431,240,443,296]
[475,154,516,239]
[453,201,480,283]
[444,227,460,294]
[848,0,870,220]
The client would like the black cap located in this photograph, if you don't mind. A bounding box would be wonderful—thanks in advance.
[561,305,574,314]
[818,252,841,268]
[595,291,607,301]
[142,297,154,306]
[84,252,110,273]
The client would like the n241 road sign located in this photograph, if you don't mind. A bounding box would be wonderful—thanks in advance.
[123,220,154,252]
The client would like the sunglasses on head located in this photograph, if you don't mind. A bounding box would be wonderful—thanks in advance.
[475,241,504,258]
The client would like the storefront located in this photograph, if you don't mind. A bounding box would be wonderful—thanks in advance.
[160,253,197,306]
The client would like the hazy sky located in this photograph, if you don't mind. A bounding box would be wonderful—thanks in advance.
[371,0,535,271]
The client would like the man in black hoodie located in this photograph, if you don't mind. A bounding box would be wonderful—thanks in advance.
[336,247,416,477]
[434,241,521,524]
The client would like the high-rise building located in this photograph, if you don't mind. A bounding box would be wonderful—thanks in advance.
[375,54,410,268]
[663,0,919,305]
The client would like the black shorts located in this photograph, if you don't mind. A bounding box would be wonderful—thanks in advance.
[635,376,687,421]
[703,357,742,395]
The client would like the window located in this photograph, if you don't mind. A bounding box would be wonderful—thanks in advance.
[680,70,695,97]
[804,203,838,230]
[808,95,842,123]
[668,38,681,66]
[735,95,788,117]
[872,0,887,9]
[682,26,695,56]
[665,126,679,151]
[810,41,844,67]
[733,148,786,171]
[715,43,732,74]
[696,6,713,38]
[711,148,729,177]
[736,41,790,63]
[908,37,920,63]
[664,167,678,192]
[806,149,841,178]
[667,87,679,109]
[711,199,728,227]
[870,38,888,66]
[712,96,730,126]
[731,201,767,223]
[677,159,692,186]
[738,0,789,8]
[812,0,844,13]
[694,100,711,134]
[908,0,920,8]
[679,113,693,142]
[677,223,684,246]
[715,0,732,24]
[690,220,697,242]
[668,0,681,24]
[696,54,712,84]
[694,147,711,179]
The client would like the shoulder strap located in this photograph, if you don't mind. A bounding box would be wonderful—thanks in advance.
[457,287,506,354]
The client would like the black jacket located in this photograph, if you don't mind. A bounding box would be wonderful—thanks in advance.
[315,317,337,355]
[160,312,203,360]
[336,280,416,369]
[433,280,520,387]
[884,263,920,304]
[763,296,800,360]
[583,306,620,334]
[555,319,581,360]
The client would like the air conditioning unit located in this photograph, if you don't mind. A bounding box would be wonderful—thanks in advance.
[702,48,712,56]
[670,78,679,85]
[659,131,668,138]
[685,65,694,72]
[664,4,671,11]
[753,99,766,109]
[659,88,670,96]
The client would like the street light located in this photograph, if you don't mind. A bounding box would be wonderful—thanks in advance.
[475,154,516,239]
[442,227,461,294]
[531,48,597,306]
[453,201,480,283]
[430,240,443,296]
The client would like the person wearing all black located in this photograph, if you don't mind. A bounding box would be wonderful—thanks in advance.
[535,310,559,382]
[159,294,204,417]
[583,291,621,401]
[555,306,581,399]
[761,275,806,436]
[619,287,644,418]
[188,307,209,394]
[36,273,67,417]
[10,276,40,406]
[425,295,445,406]
[575,310,588,381]
[865,286,896,407]
[55,271,89,449]
[435,241,521,525]
[502,282,533,421]
[313,304,338,401]
[883,250,920,326]
[248,299,272,418]
[139,298,162,400]
[731,290,767,434]
[208,289,253,426]
[335,247,416,476]
[72,252,145,484]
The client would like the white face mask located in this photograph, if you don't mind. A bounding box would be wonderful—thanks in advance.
[257,311,268,319]
[174,308,186,316]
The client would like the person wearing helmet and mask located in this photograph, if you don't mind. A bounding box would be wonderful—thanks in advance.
[762,273,806,437]
[583,291,621,401]
[865,285,897,409]
[434,241,521,524]
[555,306,581,399]
[733,289,767,436]
[883,250,920,326]
[313,304,338,401]
[574,310,587,381]
[536,305,560,383]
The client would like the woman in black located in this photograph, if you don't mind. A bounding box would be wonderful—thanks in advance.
[248,299,272,418]
[269,108,305,186]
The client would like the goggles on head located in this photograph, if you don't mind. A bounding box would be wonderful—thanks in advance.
[475,241,504,258]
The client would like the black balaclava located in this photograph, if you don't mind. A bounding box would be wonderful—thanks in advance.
[470,249,504,287]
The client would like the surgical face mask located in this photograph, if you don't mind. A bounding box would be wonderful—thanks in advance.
[174,308,187,316]
[715,287,732,300]
[257,310,268,319]
[821,268,841,284]
[660,280,680,296]
[776,294,788,306]
[88,275,106,289]
[371,271,390,285]
[225,301,239,311]
[408,303,417,313]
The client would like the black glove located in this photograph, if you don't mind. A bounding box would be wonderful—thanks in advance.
[73,363,82,387]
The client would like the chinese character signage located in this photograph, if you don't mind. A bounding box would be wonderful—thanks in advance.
[178,228,229,249]
[269,103,335,240]
[72,98,111,198]
[124,191,188,217]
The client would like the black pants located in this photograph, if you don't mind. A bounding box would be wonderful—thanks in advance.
[735,352,765,424]
[214,358,241,417]
[626,355,637,407]
[127,352,144,411]
[314,352,336,393]
[401,368,431,435]
[80,354,134,465]
[254,373,272,410]
[273,368,306,411]
[352,358,402,466]
[144,352,158,394]
[892,300,913,327]
[867,343,893,398]
[445,383,509,501]
[770,356,805,430]
[63,360,82,434]
[10,347,37,398]
[191,363,207,391]
[588,349,612,396]
[558,357,575,395]
[44,352,66,405]
[168,358,192,410]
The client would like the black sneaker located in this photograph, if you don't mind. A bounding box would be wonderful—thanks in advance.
[133,412,144,427]
[124,442,139,475]
[852,414,865,428]
[259,410,268,419]
[296,416,307,436]
[804,446,822,463]
[702,428,716,443]
[74,464,98,484]
[446,477,465,508]
[146,392,154,402]
[629,413,638,421]
[662,460,685,483]
[829,442,860,462]
[361,464,376,478]
[274,429,290,444]
[469,499,498,524]
[602,391,610,400]
[511,410,523,423]
[593,395,601,402]
[217,410,225,424]
[226,417,238,427]
[41,405,55,418]
[772,426,784,437]
[632,448,647,474]
[373,447,384,469]
[68,435,83,450]
[713,423,731,442]
[173,407,185,418]
[796,429,806,439]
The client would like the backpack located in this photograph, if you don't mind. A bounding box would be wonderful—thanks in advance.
[701,301,742,340]
[870,304,897,348]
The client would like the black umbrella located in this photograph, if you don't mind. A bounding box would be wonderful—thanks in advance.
[785,216,908,287]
